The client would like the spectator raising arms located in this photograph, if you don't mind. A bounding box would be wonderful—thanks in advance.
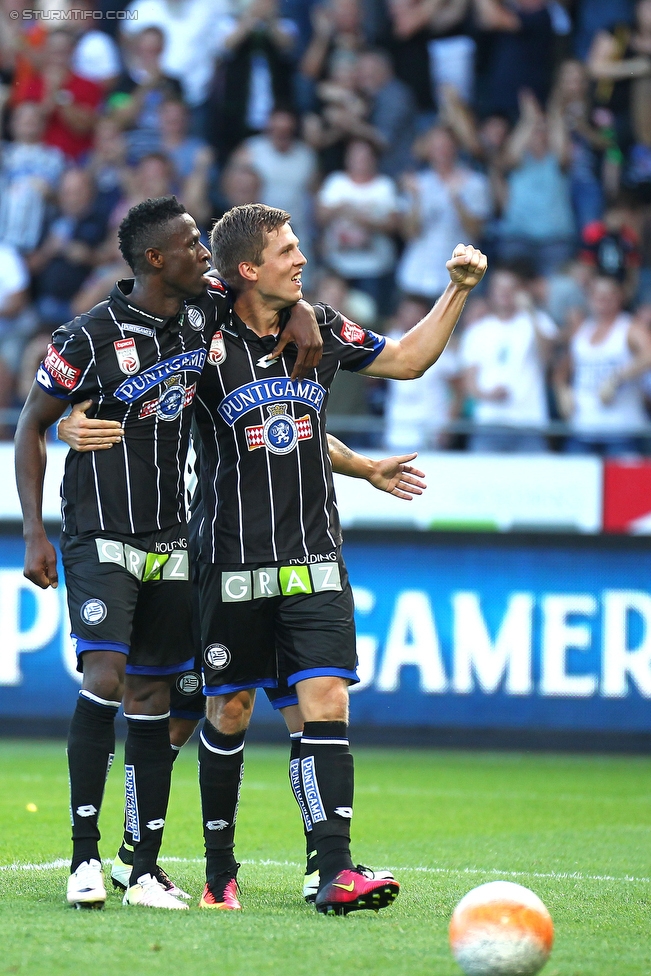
[496,91,576,276]
[398,125,492,303]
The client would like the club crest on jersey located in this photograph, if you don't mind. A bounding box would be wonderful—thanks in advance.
[114,337,140,375]
[245,403,312,455]
[186,305,205,331]
[207,330,227,366]
[138,376,194,422]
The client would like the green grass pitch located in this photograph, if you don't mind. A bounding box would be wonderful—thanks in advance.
[0,740,649,976]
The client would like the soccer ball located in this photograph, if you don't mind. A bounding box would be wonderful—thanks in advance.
[449,881,554,976]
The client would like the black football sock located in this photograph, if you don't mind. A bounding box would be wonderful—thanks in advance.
[120,743,181,861]
[299,721,355,887]
[288,730,316,873]
[68,690,119,872]
[124,713,172,885]
[198,720,245,882]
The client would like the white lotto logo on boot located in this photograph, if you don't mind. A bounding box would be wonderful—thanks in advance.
[205,819,229,830]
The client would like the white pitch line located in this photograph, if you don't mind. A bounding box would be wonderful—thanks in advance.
[0,857,648,885]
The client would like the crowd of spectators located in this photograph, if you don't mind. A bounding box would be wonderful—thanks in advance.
[3,0,651,455]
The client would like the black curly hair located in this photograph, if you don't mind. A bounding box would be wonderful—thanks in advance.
[118,195,187,274]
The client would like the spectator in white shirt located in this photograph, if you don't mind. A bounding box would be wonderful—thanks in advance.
[397,125,492,303]
[554,276,651,455]
[460,268,558,451]
[0,240,34,416]
[235,108,318,273]
[317,137,399,310]
[384,296,463,451]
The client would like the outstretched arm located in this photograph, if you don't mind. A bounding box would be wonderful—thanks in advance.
[327,434,426,500]
[362,244,487,380]
[15,384,69,588]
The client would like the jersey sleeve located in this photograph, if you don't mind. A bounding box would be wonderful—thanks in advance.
[316,303,386,372]
[35,324,95,401]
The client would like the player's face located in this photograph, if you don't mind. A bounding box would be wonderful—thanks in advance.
[161,214,212,298]
[254,222,307,308]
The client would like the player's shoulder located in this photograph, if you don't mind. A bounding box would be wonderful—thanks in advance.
[51,301,113,343]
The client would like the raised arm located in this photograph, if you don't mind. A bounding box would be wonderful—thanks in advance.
[327,434,426,500]
[14,384,69,589]
[362,244,487,379]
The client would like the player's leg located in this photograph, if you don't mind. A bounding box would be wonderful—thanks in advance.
[276,558,399,915]
[270,692,319,900]
[111,669,202,899]
[61,533,137,910]
[66,650,125,909]
[197,560,277,910]
[197,689,255,910]
[120,537,195,911]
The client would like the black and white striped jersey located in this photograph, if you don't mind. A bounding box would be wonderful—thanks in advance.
[36,279,211,536]
[193,288,385,564]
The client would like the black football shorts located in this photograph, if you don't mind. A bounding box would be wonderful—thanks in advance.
[198,551,359,696]
[61,524,194,676]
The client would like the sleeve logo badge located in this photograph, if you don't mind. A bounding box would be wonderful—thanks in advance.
[245,403,312,455]
[114,337,140,375]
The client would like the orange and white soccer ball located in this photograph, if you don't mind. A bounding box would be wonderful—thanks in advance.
[449,881,554,976]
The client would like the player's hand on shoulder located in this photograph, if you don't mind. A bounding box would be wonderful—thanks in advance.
[271,299,323,381]
[446,244,487,290]
[57,399,124,452]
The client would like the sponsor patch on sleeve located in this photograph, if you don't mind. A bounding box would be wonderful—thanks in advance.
[340,318,365,344]
[43,344,81,391]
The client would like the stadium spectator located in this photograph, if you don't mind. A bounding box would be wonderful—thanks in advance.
[12,29,103,162]
[109,26,183,163]
[216,161,263,215]
[496,91,576,276]
[300,0,368,86]
[69,0,122,91]
[549,60,608,232]
[28,168,107,327]
[586,1,651,156]
[355,49,417,177]
[384,295,463,451]
[459,267,558,451]
[109,152,174,229]
[310,270,378,441]
[303,49,367,176]
[473,0,569,121]
[158,98,213,227]
[573,0,635,61]
[235,108,318,264]
[121,0,233,136]
[0,102,66,253]
[0,0,48,109]
[0,240,34,410]
[397,125,492,303]
[555,275,651,455]
[317,137,399,308]
[207,0,298,160]
[84,117,129,223]
[387,0,475,109]
[579,194,642,300]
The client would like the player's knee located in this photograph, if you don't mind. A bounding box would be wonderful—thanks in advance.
[81,653,125,703]
[206,689,254,734]
[298,678,349,723]
[123,675,170,716]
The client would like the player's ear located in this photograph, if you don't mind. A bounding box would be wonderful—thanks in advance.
[238,261,258,283]
[145,246,164,270]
